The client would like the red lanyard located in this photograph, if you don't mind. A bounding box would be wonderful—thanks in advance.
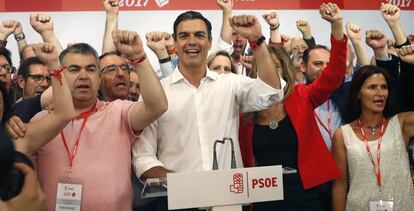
[358,118,386,193]
[314,100,332,140]
[60,107,94,178]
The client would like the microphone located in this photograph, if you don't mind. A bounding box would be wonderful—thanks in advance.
[212,137,236,170]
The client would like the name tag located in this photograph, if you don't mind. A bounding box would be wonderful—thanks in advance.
[55,182,83,211]
[369,200,393,211]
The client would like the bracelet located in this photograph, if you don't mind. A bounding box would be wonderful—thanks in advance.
[158,56,171,64]
[128,53,147,66]
[167,48,176,55]
[269,39,284,46]
[50,65,66,85]
[14,32,25,41]
[249,35,266,51]
[0,39,7,47]
[270,23,280,31]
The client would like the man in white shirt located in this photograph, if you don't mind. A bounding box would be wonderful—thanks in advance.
[132,11,284,210]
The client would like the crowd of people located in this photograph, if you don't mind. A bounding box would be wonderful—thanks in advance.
[0,0,413,211]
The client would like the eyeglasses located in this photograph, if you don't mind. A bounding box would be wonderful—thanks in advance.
[101,64,131,75]
[27,74,52,83]
[0,64,16,73]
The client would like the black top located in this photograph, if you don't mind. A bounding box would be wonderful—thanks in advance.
[252,116,323,211]
[9,94,42,123]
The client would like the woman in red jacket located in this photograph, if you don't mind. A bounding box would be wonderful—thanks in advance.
[245,3,347,210]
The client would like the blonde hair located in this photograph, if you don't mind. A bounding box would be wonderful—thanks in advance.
[207,50,237,74]
[246,45,295,124]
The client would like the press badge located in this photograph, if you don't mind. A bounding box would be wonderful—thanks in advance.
[369,200,393,211]
[55,182,83,211]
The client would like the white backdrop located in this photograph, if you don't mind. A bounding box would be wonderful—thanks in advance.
[2,9,414,69]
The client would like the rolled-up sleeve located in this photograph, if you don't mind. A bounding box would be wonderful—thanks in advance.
[132,120,165,178]
[234,75,285,113]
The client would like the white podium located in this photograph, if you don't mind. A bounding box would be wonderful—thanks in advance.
[167,165,285,210]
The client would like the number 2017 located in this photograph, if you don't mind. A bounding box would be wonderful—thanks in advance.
[387,0,412,7]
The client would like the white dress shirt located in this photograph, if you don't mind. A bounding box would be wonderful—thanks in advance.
[132,68,284,178]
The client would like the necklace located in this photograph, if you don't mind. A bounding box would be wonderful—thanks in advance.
[269,105,280,130]
[358,119,381,136]
[366,124,381,135]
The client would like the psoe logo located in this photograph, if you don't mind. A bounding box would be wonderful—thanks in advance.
[155,0,170,7]
[229,173,243,194]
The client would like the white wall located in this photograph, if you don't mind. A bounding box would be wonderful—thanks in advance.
[2,9,414,69]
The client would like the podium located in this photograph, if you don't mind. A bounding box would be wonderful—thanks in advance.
[142,165,295,210]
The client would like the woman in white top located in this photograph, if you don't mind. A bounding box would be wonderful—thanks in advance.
[332,65,414,211]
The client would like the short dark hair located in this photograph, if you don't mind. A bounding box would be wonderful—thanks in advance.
[59,43,99,65]
[347,65,393,123]
[173,11,212,40]
[0,47,13,66]
[17,57,45,78]
[302,44,329,64]
[98,51,122,61]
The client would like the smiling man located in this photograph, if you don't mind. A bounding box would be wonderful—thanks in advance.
[133,10,284,211]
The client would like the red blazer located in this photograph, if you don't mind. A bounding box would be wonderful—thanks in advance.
[285,35,348,189]
[239,35,348,189]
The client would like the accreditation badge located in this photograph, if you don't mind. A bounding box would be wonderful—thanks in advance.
[55,177,83,211]
[369,199,394,211]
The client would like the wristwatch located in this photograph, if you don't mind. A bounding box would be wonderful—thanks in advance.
[14,33,25,41]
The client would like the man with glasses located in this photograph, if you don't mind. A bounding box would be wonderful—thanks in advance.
[0,47,15,91]
[99,51,131,101]
[16,57,50,100]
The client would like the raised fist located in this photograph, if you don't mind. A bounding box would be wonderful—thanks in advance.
[365,29,387,50]
[229,15,262,41]
[103,0,119,15]
[346,22,362,41]
[296,20,311,34]
[112,30,145,60]
[397,44,414,64]
[262,11,279,29]
[146,31,167,53]
[381,3,400,24]
[319,3,342,24]
[216,0,232,13]
[30,13,54,35]
[32,43,60,70]
[0,20,19,40]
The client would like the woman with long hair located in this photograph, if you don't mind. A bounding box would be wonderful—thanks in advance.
[331,65,414,211]
[245,3,348,209]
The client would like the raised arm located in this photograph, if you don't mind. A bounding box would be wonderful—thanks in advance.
[307,2,347,108]
[381,3,407,46]
[331,128,349,211]
[146,31,174,78]
[0,20,18,47]
[12,21,29,59]
[217,0,233,45]
[366,29,389,60]
[30,13,64,54]
[112,30,167,131]
[102,0,119,54]
[346,22,369,66]
[262,11,281,44]
[15,43,75,156]
[297,19,316,48]
[229,14,280,89]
